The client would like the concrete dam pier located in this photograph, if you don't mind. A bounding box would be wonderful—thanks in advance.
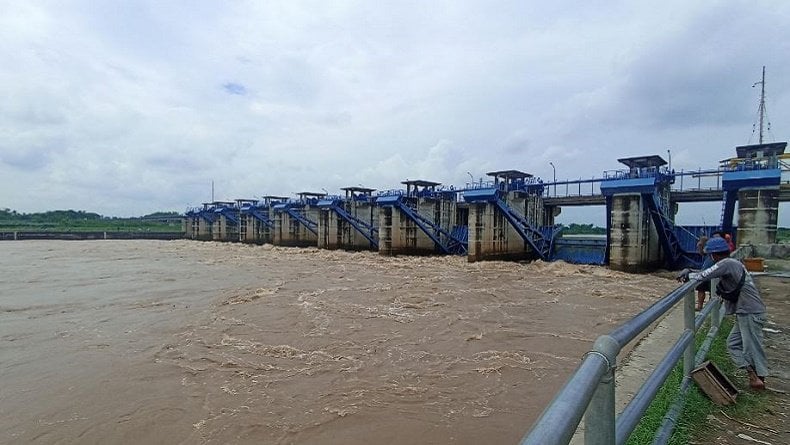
[185,142,789,271]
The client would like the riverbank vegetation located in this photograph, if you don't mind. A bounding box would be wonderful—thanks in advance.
[560,223,607,235]
[0,209,183,232]
[626,317,771,445]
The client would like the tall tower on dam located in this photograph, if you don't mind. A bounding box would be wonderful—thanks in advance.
[600,156,668,272]
[723,142,786,246]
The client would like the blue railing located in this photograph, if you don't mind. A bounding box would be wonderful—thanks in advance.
[520,277,725,445]
[602,166,672,181]
[376,189,406,197]
[465,180,496,190]
[540,166,774,200]
[673,225,722,253]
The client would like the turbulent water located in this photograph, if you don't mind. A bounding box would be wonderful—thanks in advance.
[0,240,679,444]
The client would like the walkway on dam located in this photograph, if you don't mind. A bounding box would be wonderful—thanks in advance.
[543,178,790,207]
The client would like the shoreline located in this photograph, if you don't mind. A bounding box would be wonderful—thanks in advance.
[0,231,183,241]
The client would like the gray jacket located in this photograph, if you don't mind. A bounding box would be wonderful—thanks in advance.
[689,258,765,315]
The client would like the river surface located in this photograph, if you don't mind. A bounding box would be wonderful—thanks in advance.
[0,240,678,444]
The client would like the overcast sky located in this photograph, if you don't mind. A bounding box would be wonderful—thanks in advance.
[1,1,788,225]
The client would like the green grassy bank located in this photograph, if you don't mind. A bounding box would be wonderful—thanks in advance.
[0,209,183,233]
[626,317,770,444]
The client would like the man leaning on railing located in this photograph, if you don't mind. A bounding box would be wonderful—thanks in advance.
[676,237,768,390]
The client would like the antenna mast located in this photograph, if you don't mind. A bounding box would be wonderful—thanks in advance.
[754,66,767,144]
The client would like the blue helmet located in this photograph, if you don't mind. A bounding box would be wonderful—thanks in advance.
[704,237,730,254]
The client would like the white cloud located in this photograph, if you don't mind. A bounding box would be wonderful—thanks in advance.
[0,0,788,225]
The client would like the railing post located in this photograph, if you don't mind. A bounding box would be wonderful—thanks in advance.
[711,278,723,327]
[683,285,695,378]
[585,335,619,445]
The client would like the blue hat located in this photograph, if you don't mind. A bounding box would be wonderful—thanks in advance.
[704,237,730,254]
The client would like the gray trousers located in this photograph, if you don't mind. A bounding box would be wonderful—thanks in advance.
[727,313,768,377]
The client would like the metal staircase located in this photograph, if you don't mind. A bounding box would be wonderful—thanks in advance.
[378,196,468,255]
[448,225,469,255]
[248,208,274,228]
[645,193,702,269]
[216,207,239,224]
[492,199,558,261]
[719,190,738,234]
[320,201,379,249]
[199,211,217,224]
[284,207,318,235]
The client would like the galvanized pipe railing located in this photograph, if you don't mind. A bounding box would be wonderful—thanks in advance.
[614,330,693,444]
[608,284,690,346]
[520,344,614,445]
[520,279,723,445]
[652,295,723,445]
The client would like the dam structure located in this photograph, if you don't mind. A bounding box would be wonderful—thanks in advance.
[464,170,559,262]
[239,196,287,244]
[600,156,700,272]
[272,192,324,248]
[376,180,468,256]
[723,142,786,246]
[316,187,379,251]
[188,141,788,270]
[184,201,237,241]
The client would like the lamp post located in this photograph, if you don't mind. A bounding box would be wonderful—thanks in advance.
[549,162,556,196]
[667,149,672,172]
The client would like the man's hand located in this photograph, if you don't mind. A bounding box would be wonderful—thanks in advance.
[676,268,691,283]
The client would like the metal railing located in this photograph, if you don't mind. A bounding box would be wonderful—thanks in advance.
[520,279,725,445]
[542,162,790,200]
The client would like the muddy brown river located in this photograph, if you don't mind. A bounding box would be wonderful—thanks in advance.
[0,240,679,444]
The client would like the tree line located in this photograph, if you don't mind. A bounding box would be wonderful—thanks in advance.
[0,209,183,232]
[0,209,181,222]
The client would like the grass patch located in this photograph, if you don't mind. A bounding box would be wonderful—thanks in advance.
[625,316,771,444]
[0,209,184,233]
